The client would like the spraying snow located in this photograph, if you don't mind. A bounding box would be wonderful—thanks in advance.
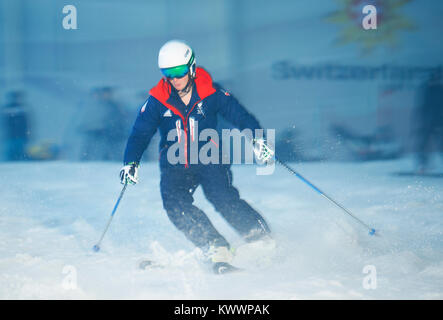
[0,157,442,299]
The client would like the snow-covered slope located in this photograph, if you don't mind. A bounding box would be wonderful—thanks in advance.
[0,158,442,299]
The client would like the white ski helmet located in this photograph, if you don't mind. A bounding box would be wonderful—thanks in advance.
[158,40,196,78]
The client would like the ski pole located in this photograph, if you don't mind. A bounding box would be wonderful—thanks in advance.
[93,182,128,252]
[274,156,376,236]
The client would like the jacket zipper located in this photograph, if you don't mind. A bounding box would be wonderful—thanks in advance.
[182,99,202,168]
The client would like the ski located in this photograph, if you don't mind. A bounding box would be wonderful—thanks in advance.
[138,259,242,274]
[212,262,242,275]
[138,259,165,270]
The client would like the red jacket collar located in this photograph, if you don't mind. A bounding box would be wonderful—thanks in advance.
[149,67,216,119]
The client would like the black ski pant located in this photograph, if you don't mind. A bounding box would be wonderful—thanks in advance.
[160,164,270,250]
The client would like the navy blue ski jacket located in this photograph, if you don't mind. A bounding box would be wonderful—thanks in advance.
[123,67,262,170]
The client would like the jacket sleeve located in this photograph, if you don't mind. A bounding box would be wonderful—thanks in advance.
[215,84,263,138]
[123,96,161,165]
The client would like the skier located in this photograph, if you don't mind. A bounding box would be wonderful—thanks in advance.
[413,73,443,173]
[79,87,128,161]
[120,40,274,272]
[1,90,32,161]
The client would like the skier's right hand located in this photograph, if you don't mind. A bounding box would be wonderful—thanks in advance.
[119,162,139,185]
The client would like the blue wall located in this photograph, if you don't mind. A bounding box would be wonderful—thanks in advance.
[1,0,442,161]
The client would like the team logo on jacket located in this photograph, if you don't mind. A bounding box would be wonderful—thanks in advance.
[163,109,172,117]
[196,102,205,116]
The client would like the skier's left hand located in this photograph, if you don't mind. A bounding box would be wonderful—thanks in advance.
[253,138,274,163]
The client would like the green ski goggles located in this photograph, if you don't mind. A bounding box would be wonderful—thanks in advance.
[161,64,190,79]
[161,53,195,79]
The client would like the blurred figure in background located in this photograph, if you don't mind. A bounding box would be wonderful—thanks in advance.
[330,124,403,162]
[101,86,128,160]
[78,87,103,160]
[79,86,128,161]
[413,73,443,173]
[1,90,32,161]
